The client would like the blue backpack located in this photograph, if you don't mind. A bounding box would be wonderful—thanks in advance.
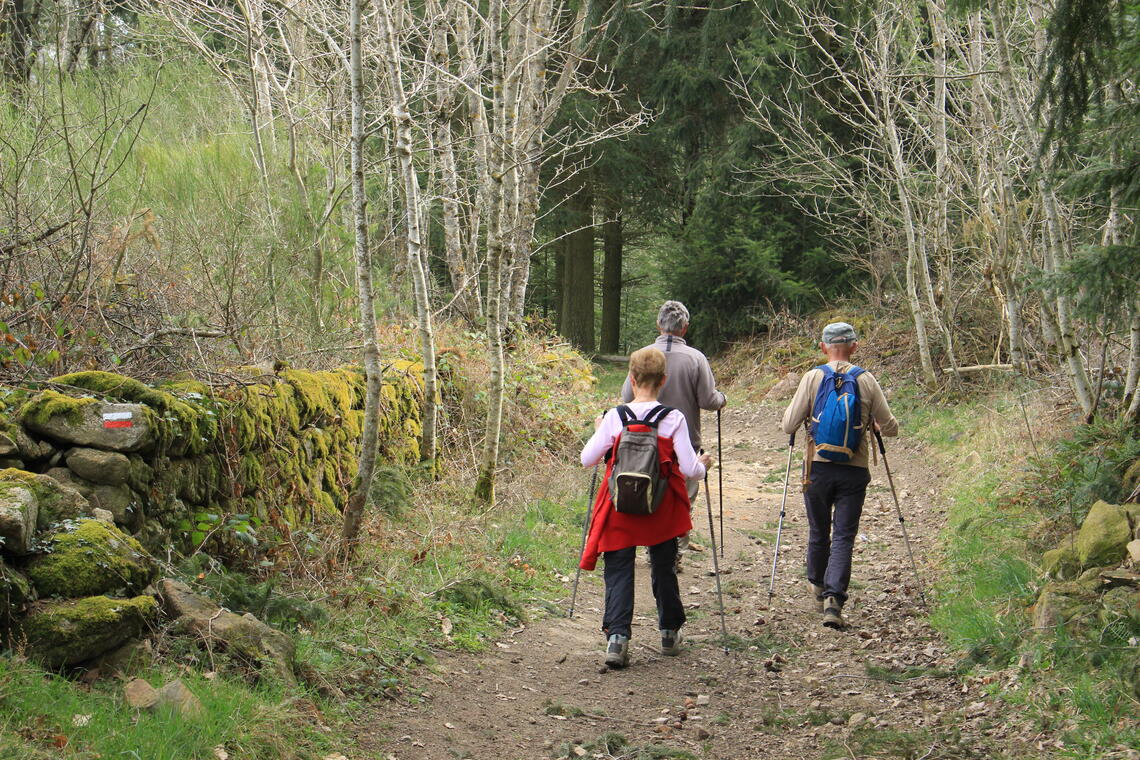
[809,365,865,462]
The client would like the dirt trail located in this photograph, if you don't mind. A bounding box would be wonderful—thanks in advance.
[358,402,1048,759]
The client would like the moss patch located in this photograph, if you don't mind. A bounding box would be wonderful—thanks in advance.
[18,390,100,428]
[26,519,157,598]
[21,594,158,667]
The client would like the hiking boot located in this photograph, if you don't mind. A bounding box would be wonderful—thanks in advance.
[822,596,846,629]
[605,634,630,668]
[809,583,825,613]
[687,541,706,553]
[660,629,683,656]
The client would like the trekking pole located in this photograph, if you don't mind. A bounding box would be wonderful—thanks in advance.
[568,463,600,618]
[766,433,795,605]
[717,408,724,559]
[704,466,730,655]
[873,430,928,609]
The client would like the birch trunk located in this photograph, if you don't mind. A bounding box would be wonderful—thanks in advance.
[474,0,508,505]
[876,18,936,384]
[990,0,1093,414]
[341,0,383,548]
[378,0,438,465]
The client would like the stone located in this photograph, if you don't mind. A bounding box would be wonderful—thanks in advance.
[764,372,801,401]
[0,483,38,555]
[158,579,296,684]
[22,398,154,454]
[87,483,141,530]
[92,508,115,524]
[154,678,203,718]
[1032,581,1099,631]
[20,594,158,667]
[0,432,16,457]
[1,561,34,628]
[124,677,158,709]
[26,519,158,598]
[1099,586,1139,624]
[97,639,153,676]
[12,428,54,462]
[1042,545,1080,581]
[1128,540,1140,564]
[43,467,94,498]
[0,458,23,469]
[0,468,89,529]
[65,447,132,486]
[1076,501,1131,568]
[847,712,867,728]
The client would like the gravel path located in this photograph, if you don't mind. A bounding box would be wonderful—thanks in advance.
[357,402,1054,759]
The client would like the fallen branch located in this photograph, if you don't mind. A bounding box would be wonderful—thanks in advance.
[941,364,1013,373]
[121,328,228,358]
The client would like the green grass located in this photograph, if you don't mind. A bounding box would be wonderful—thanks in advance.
[908,396,1140,757]
[562,732,697,760]
[0,658,328,759]
[591,361,630,401]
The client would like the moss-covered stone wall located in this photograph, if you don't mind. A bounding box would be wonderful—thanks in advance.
[0,362,425,548]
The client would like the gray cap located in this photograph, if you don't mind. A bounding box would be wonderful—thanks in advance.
[821,322,857,344]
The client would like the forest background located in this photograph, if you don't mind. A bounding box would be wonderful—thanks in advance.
[0,0,1138,757]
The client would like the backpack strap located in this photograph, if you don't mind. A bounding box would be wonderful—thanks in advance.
[641,404,673,428]
[848,366,865,379]
[615,405,635,426]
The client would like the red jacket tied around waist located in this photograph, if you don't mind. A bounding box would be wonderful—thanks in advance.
[579,433,693,571]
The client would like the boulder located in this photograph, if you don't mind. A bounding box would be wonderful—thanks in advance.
[12,428,54,462]
[0,432,16,457]
[1,561,33,629]
[764,372,801,401]
[21,393,154,453]
[1032,581,1099,631]
[0,468,89,529]
[158,579,296,684]
[96,638,153,676]
[65,447,132,486]
[0,483,38,555]
[1076,501,1131,568]
[20,594,158,667]
[1042,545,1080,581]
[26,519,157,598]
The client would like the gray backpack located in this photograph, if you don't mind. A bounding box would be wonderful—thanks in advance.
[608,405,673,515]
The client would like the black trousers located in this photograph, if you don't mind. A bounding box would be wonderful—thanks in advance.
[803,462,872,606]
[602,538,685,639]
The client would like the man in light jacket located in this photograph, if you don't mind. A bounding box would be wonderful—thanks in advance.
[622,301,726,569]
[781,322,899,628]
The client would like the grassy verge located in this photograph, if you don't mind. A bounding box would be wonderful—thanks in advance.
[899,392,1140,757]
[0,657,329,759]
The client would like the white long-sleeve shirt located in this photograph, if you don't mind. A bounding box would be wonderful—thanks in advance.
[580,401,707,480]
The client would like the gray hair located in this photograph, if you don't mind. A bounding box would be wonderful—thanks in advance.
[657,301,690,334]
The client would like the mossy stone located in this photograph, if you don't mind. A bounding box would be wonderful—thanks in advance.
[0,432,16,457]
[21,394,154,453]
[0,468,90,529]
[1042,545,1080,580]
[1099,586,1139,625]
[1076,501,1131,568]
[21,594,158,667]
[65,447,132,486]
[26,519,157,598]
[1032,581,1099,631]
[1,561,33,629]
[0,482,37,555]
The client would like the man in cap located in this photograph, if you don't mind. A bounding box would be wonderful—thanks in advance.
[780,322,898,628]
[622,300,726,570]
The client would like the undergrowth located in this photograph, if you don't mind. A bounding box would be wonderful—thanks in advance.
[902,390,1140,757]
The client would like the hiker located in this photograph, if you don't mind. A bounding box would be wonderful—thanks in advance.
[780,322,898,629]
[580,347,712,668]
[621,300,726,569]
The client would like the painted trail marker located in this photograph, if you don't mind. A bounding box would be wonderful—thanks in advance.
[102,411,134,429]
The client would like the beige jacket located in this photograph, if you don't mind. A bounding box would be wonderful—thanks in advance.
[780,361,899,468]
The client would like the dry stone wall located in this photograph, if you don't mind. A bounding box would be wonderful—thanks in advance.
[0,363,424,665]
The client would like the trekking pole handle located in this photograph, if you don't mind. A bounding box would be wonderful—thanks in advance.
[788,433,795,447]
[873,428,886,455]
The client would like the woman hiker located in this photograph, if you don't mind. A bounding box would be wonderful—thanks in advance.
[579,347,712,668]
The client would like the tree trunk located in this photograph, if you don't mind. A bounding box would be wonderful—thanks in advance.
[561,180,595,353]
[341,0,382,549]
[600,199,622,354]
[378,0,438,465]
[1,0,36,90]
